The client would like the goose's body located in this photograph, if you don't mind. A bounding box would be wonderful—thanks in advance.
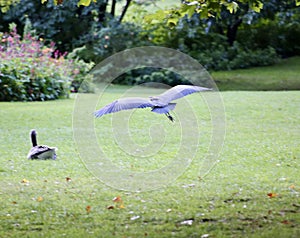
[94,85,211,122]
[27,130,57,160]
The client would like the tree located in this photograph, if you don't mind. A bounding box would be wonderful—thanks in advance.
[0,0,104,52]
[41,0,134,23]
[144,0,300,46]
[0,0,137,52]
[207,0,300,46]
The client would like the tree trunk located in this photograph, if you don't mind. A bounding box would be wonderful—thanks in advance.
[111,0,116,16]
[118,0,132,23]
[227,17,242,46]
[98,0,108,22]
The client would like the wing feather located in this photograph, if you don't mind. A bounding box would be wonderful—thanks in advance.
[94,97,154,118]
[156,85,211,103]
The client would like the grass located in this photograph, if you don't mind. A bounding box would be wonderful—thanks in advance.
[212,56,300,91]
[0,87,299,237]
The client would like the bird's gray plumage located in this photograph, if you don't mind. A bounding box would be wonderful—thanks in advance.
[27,129,57,160]
[152,85,211,103]
[94,85,211,121]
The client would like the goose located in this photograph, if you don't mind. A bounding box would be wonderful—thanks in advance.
[27,129,57,160]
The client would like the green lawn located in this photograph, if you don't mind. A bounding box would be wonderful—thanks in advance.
[212,56,300,91]
[0,88,299,237]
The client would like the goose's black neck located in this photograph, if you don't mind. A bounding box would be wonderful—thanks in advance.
[31,130,38,147]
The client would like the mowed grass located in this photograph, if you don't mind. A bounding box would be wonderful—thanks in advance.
[212,56,300,91]
[0,89,299,238]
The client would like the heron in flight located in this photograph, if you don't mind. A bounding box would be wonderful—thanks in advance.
[94,85,211,122]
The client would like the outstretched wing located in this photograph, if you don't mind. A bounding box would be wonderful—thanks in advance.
[94,97,154,118]
[156,85,212,103]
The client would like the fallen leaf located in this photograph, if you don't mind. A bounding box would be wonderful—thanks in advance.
[113,196,125,208]
[267,193,278,198]
[21,178,29,183]
[86,205,91,213]
[268,210,272,215]
[37,196,43,202]
[113,196,122,203]
[12,201,17,204]
[289,184,295,190]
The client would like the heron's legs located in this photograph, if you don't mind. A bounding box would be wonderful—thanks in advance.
[165,112,174,122]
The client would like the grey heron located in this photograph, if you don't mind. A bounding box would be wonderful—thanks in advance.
[94,85,211,122]
[27,129,57,160]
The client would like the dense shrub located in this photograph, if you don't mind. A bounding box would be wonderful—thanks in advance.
[113,68,189,86]
[0,0,107,53]
[238,21,300,58]
[86,16,279,86]
[145,15,279,71]
[0,24,92,101]
[71,19,152,63]
[69,57,95,93]
[193,43,278,70]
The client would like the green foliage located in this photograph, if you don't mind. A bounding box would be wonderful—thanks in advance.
[77,0,97,7]
[146,15,278,71]
[0,62,68,101]
[144,0,264,26]
[0,0,20,12]
[113,68,190,86]
[192,44,278,71]
[143,0,300,69]
[42,0,98,7]
[71,19,152,63]
[2,0,298,88]
[238,7,300,57]
[0,0,107,53]
[0,23,92,101]
[68,58,95,93]
[145,0,299,26]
